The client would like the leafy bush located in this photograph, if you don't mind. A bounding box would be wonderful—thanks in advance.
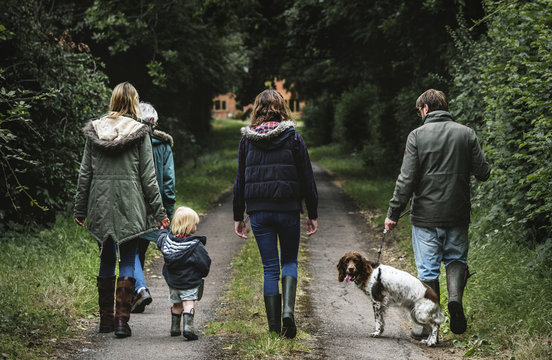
[300,93,335,146]
[0,1,110,228]
[451,0,552,253]
[334,84,379,150]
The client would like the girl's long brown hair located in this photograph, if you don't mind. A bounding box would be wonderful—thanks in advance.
[250,89,292,128]
[107,82,141,119]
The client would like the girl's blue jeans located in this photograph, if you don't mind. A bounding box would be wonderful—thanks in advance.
[250,211,301,295]
[412,225,469,281]
[98,237,138,278]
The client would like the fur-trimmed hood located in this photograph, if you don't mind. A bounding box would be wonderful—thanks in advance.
[153,129,174,147]
[83,115,149,154]
[241,120,296,141]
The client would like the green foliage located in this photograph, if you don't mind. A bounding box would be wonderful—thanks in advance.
[451,0,552,252]
[273,0,482,175]
[0,0,110,228]
[83,0,248,134]
[334,84,378,149]
[300,93,335,146]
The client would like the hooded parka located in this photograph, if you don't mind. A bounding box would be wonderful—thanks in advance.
[139,129,176,243]
[74,115,167,245]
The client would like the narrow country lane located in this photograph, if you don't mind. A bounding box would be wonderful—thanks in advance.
[68,163,459,360]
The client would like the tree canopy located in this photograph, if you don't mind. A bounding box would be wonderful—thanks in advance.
[1,0,550,257]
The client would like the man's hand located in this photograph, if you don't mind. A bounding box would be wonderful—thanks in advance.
[235,221,248,239]
[75,217,85,227]
[158,217,170,229]
[384,217,397,231]
[306,218,318,236]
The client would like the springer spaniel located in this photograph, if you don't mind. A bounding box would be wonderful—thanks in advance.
[337,251,444,347]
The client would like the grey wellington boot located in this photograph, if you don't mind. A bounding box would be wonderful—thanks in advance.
[447,261,468,334]
[264,294,282,335]
[411,279,440,340]
[183,310,198,340]
[282,275,297,339]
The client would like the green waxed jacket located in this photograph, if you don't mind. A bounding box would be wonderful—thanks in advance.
[74,115,167,245]
[387,111,490,228]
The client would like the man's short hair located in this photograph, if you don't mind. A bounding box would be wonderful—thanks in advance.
[416,89,448,112]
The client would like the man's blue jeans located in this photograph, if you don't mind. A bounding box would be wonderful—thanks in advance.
[412,225,468,281]
[98,238,138,278]
[250,211,301,295]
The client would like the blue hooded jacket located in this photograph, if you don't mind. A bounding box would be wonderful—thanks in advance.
[157,229,211,290]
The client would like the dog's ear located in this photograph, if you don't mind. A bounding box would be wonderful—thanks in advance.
[337,255,347,282]
[356,254,372,285]
[366,260,376,271]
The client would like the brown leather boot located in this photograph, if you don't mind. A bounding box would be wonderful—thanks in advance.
[114,276,136,338]
[97,276,116,333]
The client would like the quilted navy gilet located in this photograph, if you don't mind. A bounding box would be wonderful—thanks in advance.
[243,122,301,214]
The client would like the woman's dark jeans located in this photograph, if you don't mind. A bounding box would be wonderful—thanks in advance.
[250,211,300,295]
[98,237,138,278]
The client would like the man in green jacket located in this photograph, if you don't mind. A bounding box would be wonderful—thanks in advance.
[384,89,490,339]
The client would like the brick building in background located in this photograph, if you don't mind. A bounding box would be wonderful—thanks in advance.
[212,79,305,120]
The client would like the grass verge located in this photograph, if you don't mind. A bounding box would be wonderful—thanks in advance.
[0,218,98,360]
[308,143,552,359]
[204,233,314,359]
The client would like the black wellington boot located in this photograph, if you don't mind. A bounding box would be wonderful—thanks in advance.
[170,309,182,336]
[411,279,440,340]
[263,294,281,335]
[183,310,198,340]
[282,275,297,339]
[447,261,468,334]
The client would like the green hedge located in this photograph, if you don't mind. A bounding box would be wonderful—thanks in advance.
[451,0,552,258]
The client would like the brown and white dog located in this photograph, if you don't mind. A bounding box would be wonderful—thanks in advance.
[337,251,444,346]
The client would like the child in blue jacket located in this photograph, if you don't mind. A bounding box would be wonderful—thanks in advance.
[157,206,211,340]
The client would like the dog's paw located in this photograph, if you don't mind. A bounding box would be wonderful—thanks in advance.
[370,331,382,338]
[420,338,437,347]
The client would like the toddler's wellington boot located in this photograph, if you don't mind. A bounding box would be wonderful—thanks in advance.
[183,309,198,340]
[282,275,297,339]
[114,276,136,338]
[411,279,440,341]
[97,276,116,333]
[447,261,469,334]
[170,309,182,336]
[264,294,282,335]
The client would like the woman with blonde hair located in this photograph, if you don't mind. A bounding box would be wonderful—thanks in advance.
[157,206,211,340]
[74,82,169,338]
[233,89,319,338]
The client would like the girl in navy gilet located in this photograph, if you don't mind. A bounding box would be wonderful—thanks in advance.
[232,89,319,338]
